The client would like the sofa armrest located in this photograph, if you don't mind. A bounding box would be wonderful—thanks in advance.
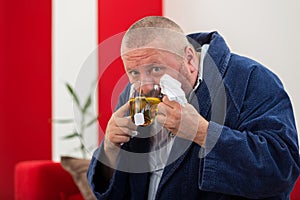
[291,176,300,200]
[15,160,83,200]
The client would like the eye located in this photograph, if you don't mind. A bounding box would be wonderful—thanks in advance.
[152,67,161,73]
[150,66,165,77]
[129,70,140,77]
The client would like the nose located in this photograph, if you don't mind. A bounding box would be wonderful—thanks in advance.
[140,82,154,96]
[139,71,153,83]
[133,81,161,97]
[136,72,154,95]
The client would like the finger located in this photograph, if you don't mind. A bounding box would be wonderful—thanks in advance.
[113,116,137,130]
[115,126,136,136]
[162,96,180,108]
[107,127,131,139]
[156,114,166,125]
[158,101,176,116]
[156,114,177,134]
[110,134,130,144]
[157,103,167,115]
[114,102,130,117]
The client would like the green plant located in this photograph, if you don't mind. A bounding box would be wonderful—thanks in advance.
[53,82,98,159]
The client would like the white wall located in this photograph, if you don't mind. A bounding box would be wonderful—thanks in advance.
[52,0,98,161]
[164,0,300,138]
[52,0,300,160]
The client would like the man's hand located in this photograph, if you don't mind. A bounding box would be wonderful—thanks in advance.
[156,96,208,147]
[104,102,137,165]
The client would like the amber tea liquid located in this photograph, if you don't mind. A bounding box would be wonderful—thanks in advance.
[129,97,161,126]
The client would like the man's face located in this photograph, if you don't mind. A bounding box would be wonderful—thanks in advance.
[122,48,194,93]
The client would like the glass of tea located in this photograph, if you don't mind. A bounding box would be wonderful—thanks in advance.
[129,81,163,126]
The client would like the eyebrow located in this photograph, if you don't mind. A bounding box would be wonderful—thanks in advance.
[126,63,162,71]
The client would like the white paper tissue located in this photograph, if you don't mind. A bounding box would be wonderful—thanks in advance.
[159,74,187,106]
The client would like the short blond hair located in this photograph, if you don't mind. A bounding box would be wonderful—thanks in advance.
[121,16,191,58]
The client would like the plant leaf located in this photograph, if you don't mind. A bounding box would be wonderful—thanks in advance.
[85,116,98,128]
[61,132,79,140]
[66,82,81,108]
[82,94,92,113]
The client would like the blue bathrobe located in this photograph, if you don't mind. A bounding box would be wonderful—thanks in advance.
[87,32,300,199]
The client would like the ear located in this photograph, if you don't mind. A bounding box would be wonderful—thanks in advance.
[184,46,198,73]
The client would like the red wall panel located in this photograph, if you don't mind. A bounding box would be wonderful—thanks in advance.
[98,0,163,139]
[0,0,52,199]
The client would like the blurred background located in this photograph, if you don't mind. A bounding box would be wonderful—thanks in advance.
[1,0,299,199]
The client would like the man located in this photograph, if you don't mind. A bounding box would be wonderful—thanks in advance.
[87,16,300,199]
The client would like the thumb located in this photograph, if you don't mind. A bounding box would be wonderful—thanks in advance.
[162,95,179,108]
[114,102,130,117]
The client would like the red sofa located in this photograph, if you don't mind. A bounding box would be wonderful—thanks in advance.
[15,160,84,200]
[14,160,300,199]
[291,177,300,200]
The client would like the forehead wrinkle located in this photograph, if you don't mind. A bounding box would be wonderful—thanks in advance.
[123,49,165,69]
[126,63,161,72]
[123,48,163,58]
